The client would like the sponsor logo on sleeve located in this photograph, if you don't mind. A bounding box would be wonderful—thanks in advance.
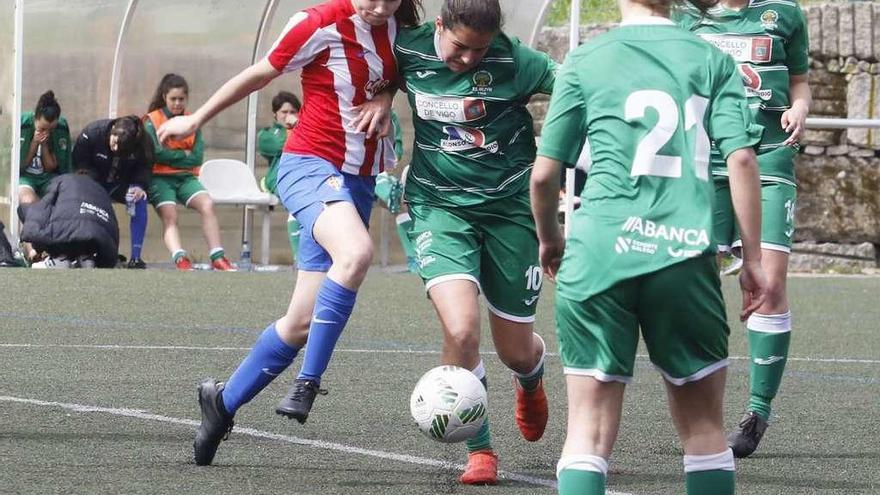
[414,94,487,123]
[699,34,773,63]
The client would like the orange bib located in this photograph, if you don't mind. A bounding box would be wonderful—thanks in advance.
[146,109,199,176]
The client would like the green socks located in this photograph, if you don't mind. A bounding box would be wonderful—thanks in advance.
[684,450,735,495]
[209,247,225,262]
[515,334,546,392]
[287,215,300,262]
[557,455,607,495]
[746,312,792,420]
[466,361,492,453]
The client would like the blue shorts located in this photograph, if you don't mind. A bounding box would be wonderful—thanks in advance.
[276,153,376,271]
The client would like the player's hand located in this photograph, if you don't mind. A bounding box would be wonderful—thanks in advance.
[781,101,808,146]
[157,115,198,143]
[34,130,49,144]
[352,93,393,139]
[538,230,565,282]
[738,260,768,321]
[126,186,146,202]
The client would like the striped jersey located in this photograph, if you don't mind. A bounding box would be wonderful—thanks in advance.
[674,0,809,184]
[267,0,397,176]
[395,23,557,207]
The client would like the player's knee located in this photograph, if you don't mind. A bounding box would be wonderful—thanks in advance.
[445,328,479,353]
[335,239,373,276]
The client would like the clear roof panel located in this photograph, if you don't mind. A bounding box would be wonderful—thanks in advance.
[0,0,13,212]
[21,0,128,137]
[116,0,269,159]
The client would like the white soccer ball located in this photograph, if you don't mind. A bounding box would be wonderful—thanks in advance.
[409,365,488,443]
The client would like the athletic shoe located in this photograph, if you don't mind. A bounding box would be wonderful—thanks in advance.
[514,378,548,442]
[459,449,498,485]
[175,256,194,271]
[275,378,327,424]
[720,255,743,276]
[728,410,769,458]
[32,255,70,269]
[75,255,97,269]
[193,379,234,466]
[127,258,147,269]
[211,256,237,272]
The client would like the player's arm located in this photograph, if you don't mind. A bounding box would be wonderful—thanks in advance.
[158,59,281,142]
[726,147,766,320]
[531,156,564,281]
[41,135,57,173]
[782,74,811,146]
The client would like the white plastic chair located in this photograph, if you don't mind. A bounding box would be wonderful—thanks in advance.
[199,159,279,266]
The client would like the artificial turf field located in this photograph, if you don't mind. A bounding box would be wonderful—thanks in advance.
[1,269,878,495]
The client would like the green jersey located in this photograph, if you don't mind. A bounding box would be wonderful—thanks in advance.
[395,23,557,208]
[258,122,288,169]
[674,0,809,184]
[20,111,72,176]
[538,18,762,302]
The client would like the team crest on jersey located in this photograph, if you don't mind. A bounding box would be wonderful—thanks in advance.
[738,64,772,101]
[324,176,344,192]
[471,70,494,94]
[440,126,499,153]
[760,10,779,30]
[59,138,68,151]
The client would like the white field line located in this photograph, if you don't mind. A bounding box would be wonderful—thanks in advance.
[0,395,606,492]
[0,343,878,365]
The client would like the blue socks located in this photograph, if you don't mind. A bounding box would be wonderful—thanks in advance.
[297,277,357,384]
[130,199,148,260]
[221,323,300,415]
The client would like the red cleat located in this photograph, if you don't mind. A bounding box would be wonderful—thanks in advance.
[175,256,194,271]
[514,378,548,442]
[211,256,237,271]
[459,449,498,485]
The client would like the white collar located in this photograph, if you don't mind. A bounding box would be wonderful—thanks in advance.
[619,16,676,26]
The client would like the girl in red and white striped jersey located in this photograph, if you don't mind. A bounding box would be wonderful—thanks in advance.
[158,0,423,466]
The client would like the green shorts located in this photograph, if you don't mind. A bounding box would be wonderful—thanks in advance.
[556,255,730,384]
[19,173,56,198]
[149,174,208,208]
[408,194,540,322]
[713,178,797,253]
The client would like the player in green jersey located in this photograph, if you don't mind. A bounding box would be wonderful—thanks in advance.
[391,0,557,485]
[675,0,812,458]
[530,0,769,492]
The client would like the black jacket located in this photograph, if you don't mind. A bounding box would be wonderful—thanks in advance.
[20,174,119,268]
[73,119,151,188]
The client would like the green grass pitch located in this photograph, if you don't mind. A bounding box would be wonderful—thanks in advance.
[1,269,878,494]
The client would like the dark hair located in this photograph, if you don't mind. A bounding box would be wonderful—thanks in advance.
[34,90,61,122]
[111,115,154,163]
[147,73,189,113]
[396,0,424,27]
[271,91,302,113]
[441,0,503,33]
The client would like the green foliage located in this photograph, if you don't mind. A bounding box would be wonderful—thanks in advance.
[544,0,621,26]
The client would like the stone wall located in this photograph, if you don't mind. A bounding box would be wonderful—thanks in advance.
[531,7,880,272]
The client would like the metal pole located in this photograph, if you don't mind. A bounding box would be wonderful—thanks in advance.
[240,0,280,266]
[564,0,580,238]
[108,0,140,118]
[805,117,880,129]
[9,0,24,240]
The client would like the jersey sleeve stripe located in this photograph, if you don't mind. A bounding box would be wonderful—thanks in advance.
[267,12,324,72]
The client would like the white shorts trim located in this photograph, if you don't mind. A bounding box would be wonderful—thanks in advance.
[485,298,536,324]
[563,367,633,384]
[731,240,791,254]
[656,359,729,386]
[155,201,177,208]
[424,273,480,293]
[18,184,36,192]
[396,212,412,225]
[185,189,210,208]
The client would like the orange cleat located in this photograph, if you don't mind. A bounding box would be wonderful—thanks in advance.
[175,256,194,271]
[459,449,498,485]
[211,256,237,271]
[514,378,548,442]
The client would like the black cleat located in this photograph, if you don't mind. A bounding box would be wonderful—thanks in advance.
[193,380,234,466]
[127,258,147,269]
[728,411,769,458]
[275,378,327,424]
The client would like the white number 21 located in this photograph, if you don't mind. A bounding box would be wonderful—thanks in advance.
[625,90,710,182]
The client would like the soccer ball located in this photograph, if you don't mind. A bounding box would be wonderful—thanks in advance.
[409,365,488,443]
